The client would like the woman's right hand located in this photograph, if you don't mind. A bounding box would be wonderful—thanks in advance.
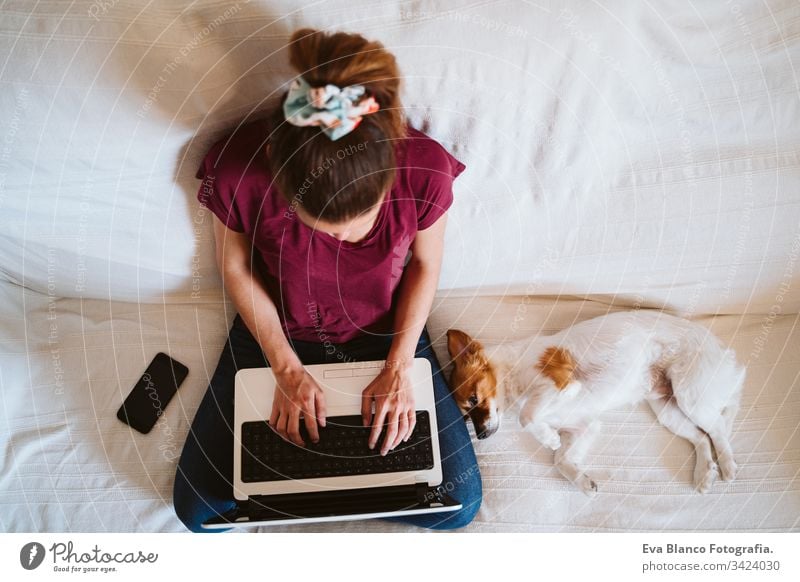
[269,363,327,446]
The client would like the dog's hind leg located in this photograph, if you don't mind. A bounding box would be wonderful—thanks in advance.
[647,395,718,493]
[667,346,744,483]
[699,418,737,481]
[554,421,601,497]
[678,367,742,482]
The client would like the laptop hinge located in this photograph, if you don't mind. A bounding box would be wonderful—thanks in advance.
[245,483,437,521]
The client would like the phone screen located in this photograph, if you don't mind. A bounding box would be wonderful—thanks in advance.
[117,352,189,434]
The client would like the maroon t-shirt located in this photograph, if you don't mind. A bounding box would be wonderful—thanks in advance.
[195,119,466,343]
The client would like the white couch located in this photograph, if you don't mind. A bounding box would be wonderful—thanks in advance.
[1,0,798,532]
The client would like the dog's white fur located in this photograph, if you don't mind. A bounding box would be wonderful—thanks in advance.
[478,310,745,495]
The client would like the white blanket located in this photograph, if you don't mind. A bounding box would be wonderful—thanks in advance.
[1,0,798,312]
[1,0,798,532]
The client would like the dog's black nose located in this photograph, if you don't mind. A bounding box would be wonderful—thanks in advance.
[475,424,498,439]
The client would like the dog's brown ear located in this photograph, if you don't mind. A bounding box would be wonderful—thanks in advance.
[447,329,477,360]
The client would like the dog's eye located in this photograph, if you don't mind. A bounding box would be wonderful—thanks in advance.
[468,395,479,407]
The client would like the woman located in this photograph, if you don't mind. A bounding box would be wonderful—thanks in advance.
[173,28,481,532]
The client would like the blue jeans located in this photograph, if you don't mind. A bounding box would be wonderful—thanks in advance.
[173,314,482,532]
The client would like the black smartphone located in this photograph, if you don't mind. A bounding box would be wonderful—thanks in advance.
[117,352,189,434]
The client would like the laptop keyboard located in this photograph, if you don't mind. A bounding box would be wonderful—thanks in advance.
[241,411,434,483]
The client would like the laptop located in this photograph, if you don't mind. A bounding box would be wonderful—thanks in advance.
[201,358,461,529]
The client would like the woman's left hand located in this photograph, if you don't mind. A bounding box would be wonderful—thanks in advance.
[361,358,416,455]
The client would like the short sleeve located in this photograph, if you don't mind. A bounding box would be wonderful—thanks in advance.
[195,140,246,233]
[415,143,466,231]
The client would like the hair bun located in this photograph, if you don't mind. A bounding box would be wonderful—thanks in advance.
[287,28,405,140]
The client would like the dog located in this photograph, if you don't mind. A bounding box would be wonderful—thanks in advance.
[446,310,745,495]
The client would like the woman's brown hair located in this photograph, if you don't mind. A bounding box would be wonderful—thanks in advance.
[267,28,406,223]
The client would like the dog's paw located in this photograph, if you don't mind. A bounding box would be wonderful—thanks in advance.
[537,429,561,450]
[528,423,561,450]
[694,459,719,493]
[576,474,599,498]
[545,432,562,450]
[719,457,738,481]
